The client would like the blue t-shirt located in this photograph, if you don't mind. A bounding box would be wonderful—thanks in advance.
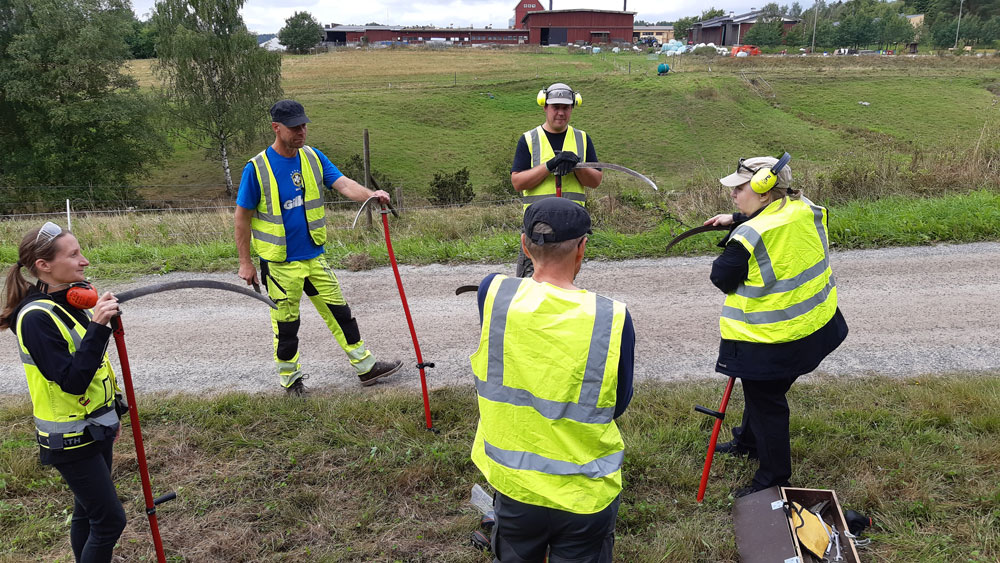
[476,273,634,418]
[236,146,344,262]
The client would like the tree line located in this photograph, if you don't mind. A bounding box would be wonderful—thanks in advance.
[0,0,330,214]
[667,0,999,50]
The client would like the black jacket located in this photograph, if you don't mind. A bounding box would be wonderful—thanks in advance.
[709,210,849,381]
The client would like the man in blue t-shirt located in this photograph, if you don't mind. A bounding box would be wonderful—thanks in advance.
[234,99,401,394]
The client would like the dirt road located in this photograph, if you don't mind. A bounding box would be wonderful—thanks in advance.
[2,242,998,396]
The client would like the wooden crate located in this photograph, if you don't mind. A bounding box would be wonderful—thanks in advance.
[733,486,861,563]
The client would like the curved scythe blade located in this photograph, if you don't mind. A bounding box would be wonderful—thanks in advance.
[573,162,659,192]
[664,224,730,254]
[116,280,277,309]
[351,196,399,229]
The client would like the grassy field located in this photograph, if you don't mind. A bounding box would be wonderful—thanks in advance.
[123,50,1000,201]
[1,375,998,562]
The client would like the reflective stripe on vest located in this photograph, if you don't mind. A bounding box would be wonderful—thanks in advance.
[16,300,119,449]
[483,440,624,479]
[720,197,837,343]
[522,126,587,209]
[470,275,626,514]
[249,146,327,261]
[476,276,616,424]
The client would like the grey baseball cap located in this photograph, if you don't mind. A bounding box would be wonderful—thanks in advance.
[544,83,575,105]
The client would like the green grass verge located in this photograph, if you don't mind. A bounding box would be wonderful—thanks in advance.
[3,190,996,277]
[1,375,998,561]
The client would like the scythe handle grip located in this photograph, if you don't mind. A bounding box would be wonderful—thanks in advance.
[154,492,177,506]
[695,405,726,420]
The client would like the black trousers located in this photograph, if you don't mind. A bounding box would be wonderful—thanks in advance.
[732,375,798,490]
[492,491,619,563]
[53,444,126,563]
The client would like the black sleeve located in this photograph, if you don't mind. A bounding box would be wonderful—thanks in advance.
[511,136,532,173]
[585,133,598,163]
[20,310,113,396]
[710,243,751,294]
[477,273,500,325]
[613,309,634,419]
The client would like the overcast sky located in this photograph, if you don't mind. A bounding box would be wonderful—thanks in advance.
[130,1,772,33]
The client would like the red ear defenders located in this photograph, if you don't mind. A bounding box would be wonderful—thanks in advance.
[536,87,583,108]
[66,282,99,309]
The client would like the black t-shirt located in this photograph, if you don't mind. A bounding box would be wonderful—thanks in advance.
[511,129,598,173]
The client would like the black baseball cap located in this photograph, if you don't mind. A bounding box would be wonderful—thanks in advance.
[269,99,311,127]
[523,198,592,245]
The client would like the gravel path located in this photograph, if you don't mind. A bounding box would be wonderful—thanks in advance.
[2,242,998,396]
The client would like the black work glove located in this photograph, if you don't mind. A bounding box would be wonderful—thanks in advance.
[546,151,581,176]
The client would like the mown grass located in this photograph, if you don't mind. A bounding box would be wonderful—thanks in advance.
[1,189,998,277]
[1,375,998,561]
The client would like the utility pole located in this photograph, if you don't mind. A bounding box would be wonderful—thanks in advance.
[954,0,965,49]
[811,0,819,53]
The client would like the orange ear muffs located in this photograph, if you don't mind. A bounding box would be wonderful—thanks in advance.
[66,282,99,309]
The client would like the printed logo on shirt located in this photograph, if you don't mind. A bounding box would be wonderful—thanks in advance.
[283,195,304,210]
[291,171,304,191]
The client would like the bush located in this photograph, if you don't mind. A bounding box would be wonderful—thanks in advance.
[691,45,718,57]
[481,135,519,202]
[429,167,474,206]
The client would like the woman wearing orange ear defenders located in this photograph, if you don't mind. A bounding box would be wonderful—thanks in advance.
[703,155,848,499]
[0,222,126,563]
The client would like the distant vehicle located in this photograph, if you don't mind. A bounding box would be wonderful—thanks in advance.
[730,44,762,56]
[637,35,660,48]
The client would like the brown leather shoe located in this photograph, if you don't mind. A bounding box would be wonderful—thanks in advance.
[358,360,403,386]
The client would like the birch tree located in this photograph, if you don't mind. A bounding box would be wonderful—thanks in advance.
[152,0,282,198]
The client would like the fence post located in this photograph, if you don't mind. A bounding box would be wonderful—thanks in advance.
[363,129,373,228]
[395,186,404,213]
[66,199,71,230]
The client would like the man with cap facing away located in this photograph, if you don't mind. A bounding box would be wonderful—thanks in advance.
[235,99,402,395]
[470,198,635,562]
[510,83,603,278]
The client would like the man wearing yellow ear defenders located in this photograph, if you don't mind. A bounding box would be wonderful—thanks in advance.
[703,154,848,498]
[511,83,603,277]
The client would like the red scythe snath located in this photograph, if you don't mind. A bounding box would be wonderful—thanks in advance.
[354,196,435,431]
[695,376,736,503]
[111,281,275,561]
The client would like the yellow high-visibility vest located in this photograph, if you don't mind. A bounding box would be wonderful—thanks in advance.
[16,300,120,450]
[521,125,588,210]
[471,275,626,514]
[720,197,837,343]
[249,146,327,262]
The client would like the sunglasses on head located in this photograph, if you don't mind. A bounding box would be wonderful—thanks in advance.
[737,158,760,175]
[34,221,62,246]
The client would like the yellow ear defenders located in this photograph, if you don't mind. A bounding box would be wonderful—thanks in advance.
[748,152,792,194]
[536,87,583,108]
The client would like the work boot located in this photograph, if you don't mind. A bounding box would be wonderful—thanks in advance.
[285,375,310,396]
[715,439,758,459]
[358,360,403,387]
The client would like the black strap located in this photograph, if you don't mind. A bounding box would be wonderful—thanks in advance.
[37,430,95,450]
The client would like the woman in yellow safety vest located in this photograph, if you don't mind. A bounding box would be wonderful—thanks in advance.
[703,156,849,498]
[0,222,126,563]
